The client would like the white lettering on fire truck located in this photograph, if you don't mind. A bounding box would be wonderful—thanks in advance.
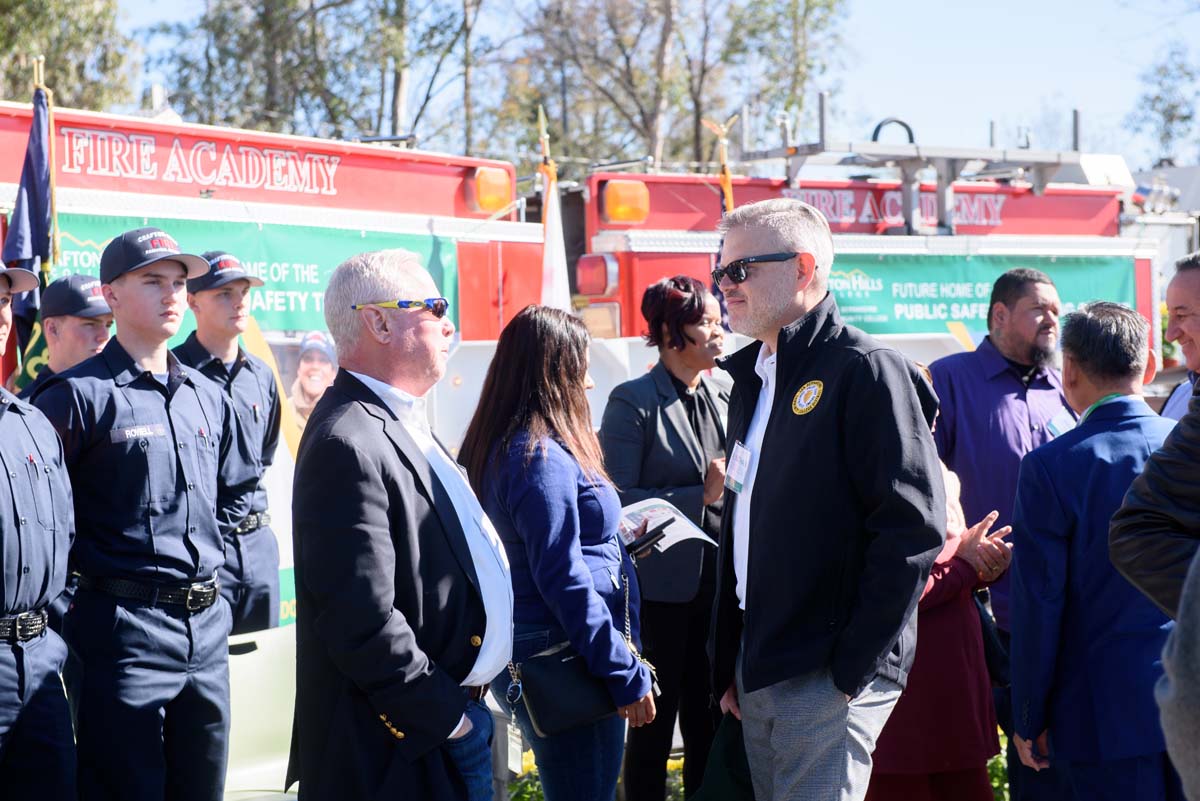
[61,126,340,196]
[783,187,1006,227]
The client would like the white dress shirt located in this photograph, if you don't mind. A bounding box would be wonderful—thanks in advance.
[732,345,777,610]
[348,371,514,686]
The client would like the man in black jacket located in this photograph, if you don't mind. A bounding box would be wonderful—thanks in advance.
[1110,390,1200,619]
[708,198,946,801]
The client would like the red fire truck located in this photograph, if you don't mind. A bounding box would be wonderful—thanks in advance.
[0,101,546,377]
[559,129,1174,370]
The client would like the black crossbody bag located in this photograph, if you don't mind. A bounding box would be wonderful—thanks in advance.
[505,571,657,738]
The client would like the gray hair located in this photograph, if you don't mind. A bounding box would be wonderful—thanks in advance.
[717,198,834,285]
[324,249,431,359]
[1061,301,1148,381]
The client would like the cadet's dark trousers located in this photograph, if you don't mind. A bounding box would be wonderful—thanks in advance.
[624,595,720,801]
[65,588,233,801]
[219,525,280,635]
[0,629,76,800]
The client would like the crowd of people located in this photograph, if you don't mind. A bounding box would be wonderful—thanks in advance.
[1,198,1198,801]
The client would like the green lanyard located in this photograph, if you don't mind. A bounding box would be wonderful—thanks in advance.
[1079,393,1124,424]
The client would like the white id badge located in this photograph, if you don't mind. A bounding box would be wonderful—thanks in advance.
[506,720,524,774]
[1046,408,1076,438]
[725,440,752,493]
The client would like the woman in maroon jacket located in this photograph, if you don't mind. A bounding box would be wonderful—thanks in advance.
[866,467,1012,801]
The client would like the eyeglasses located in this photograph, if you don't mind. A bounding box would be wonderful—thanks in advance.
[711,252,799,286]
[350,297,449,318]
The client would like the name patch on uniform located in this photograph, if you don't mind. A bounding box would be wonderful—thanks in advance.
[110,423,168,442]
[792,380,824,415]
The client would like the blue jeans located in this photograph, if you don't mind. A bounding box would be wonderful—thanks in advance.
[492,624,627,801]
[443,698,495,801]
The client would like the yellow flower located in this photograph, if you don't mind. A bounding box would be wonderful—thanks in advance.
[666,757,685,772]
[521,749,537,776]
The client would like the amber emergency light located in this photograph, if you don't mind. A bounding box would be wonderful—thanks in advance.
[600,179,650,224]
[465,166,512,213]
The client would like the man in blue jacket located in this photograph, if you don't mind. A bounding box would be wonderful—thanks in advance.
[1011,301,1184,800]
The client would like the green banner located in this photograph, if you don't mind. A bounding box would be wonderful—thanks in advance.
[828,254,1136,336]
[52,212,459,334]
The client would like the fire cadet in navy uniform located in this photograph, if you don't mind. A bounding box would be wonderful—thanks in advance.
[0,264,76,801]
[19,273,113,401]
[174,251,281,634]
[33,227,257,801]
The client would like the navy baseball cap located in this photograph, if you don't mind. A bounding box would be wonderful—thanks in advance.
[298,331,336,363]
[0,266,39,293]
[41,275,112,319]
[99,227,208,284]
[188,251,265,294]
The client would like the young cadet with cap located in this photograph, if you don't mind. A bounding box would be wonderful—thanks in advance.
[19,273,113,401]
[174,251,281,634]
[33,227,257,801]
[0,265,77,800]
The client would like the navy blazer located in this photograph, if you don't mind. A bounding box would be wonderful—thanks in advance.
[287,370,486,800]
[1011,396,1176,762]
[599,362,729,603]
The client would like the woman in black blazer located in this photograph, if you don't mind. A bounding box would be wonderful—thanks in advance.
[599,276,729,801]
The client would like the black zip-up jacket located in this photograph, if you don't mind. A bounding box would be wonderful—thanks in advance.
[1110,386,1200,619]
[708,293,946,698]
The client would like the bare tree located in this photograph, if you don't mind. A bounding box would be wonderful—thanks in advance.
[1126,40,1197,167]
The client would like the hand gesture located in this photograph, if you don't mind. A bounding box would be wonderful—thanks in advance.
[955,510,1013,583]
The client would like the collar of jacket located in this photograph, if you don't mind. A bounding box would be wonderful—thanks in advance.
[102,336,193,390]
[719,291,842,387]
[176,330,251,376]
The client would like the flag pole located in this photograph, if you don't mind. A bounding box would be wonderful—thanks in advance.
[33,56,57,280]
[703,114,739,330]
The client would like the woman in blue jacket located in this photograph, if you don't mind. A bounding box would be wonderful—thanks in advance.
[460,304,656,801]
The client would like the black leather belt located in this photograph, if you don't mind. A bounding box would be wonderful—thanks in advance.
[0,609,48,641]
[79,575,220,612]
[235,512,271,535]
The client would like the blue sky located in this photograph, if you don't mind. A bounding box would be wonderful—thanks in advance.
[117,0,1200,170]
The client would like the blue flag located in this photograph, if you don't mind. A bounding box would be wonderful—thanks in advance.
[2,87,52,353]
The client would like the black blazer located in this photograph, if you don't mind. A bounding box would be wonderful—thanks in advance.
[287,370,486,801]
[599,361,729,604]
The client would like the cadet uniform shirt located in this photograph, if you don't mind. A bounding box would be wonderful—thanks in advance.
[32,338,256,584]
[174,332,281,517]
[16,366,54,402]
[0,388,73,615]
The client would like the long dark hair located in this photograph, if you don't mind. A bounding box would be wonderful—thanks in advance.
[461,305,609,492]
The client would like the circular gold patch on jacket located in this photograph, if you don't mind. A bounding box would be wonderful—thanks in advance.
[792,380,824,415]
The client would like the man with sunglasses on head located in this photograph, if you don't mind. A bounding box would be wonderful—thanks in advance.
[0,265,77,800]
[287,249,511,801]
[174,251,281,634]
[707,198,945,801]
[32,227,257,801]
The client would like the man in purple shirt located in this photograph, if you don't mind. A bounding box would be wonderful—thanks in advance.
[929,268,1076,801]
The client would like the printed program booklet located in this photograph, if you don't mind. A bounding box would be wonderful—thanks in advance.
[618,499,716,558]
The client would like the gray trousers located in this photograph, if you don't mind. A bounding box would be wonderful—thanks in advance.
[737,659,901,801]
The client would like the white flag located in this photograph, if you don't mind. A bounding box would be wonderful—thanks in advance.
[540,167,573,312]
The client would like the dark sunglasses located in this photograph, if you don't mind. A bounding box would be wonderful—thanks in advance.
[350,297,450,318]
[711,252,799,286]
